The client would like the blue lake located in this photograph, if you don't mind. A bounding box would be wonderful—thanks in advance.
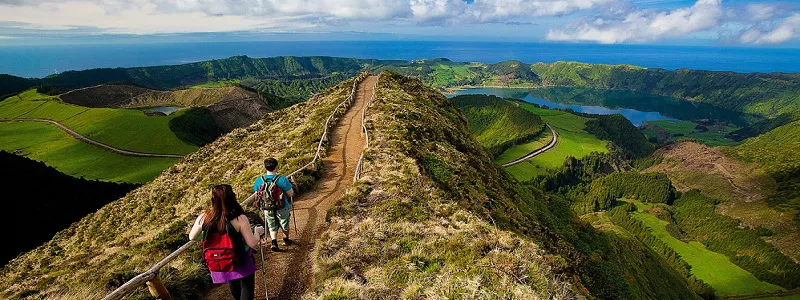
[139,106,181,115]
[448,87,756,127]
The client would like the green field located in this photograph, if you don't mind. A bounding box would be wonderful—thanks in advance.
[427,63,482,88]
[494,129,552,164]
[189,79,239,89]
[503,103,608,181]
[623,200,784,297]
[642,120,740,147]
[0,90,198,155]
[0,121,178,183]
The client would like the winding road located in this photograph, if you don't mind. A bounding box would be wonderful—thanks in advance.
[501,122,558,167]
[0,118,185,158]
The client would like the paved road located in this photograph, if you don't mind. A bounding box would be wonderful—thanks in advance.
[501,122,558,167]
[0,118,185,158]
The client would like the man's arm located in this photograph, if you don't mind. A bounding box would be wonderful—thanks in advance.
[281,176,295,198]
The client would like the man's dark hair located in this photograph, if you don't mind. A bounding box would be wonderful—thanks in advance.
[264,158,278,172]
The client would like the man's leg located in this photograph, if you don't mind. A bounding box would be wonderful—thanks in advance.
[264,209,280,251]
[277,205,292,245]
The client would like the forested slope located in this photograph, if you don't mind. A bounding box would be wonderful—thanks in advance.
[452,94,545,157]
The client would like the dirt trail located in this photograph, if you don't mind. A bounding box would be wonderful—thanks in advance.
[206,75,377,300]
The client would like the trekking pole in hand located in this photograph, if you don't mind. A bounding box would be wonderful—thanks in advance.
[291,195,298,236]
[289,175,299,236]
[256,225,269,300]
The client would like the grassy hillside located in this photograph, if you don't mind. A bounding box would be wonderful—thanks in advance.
[0,77,362,299]
[452,94,545,158]
[505,103,608,180]
[621,200,783,297]
[313,72,698,299]
[60,84,260,108]
[0,90,198,155]
[0,121,179,183]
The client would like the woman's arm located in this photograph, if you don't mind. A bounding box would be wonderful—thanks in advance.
[188,214,204,241]
[235,215,263,249]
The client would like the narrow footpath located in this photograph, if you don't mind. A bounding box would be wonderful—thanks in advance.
[206,75,378,300]
[0,118,185,158]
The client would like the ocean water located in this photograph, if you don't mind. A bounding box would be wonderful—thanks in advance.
[1,41,799,78]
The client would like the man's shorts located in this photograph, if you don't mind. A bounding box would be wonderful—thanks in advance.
[264,203,291,232]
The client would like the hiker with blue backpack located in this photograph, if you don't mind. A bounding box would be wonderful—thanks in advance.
[189,184,265,300]
[253,157,295,252]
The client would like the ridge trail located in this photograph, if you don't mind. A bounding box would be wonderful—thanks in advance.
[206,75,378,300]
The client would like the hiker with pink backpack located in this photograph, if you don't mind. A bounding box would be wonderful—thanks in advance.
[252,157,295,252]
[189,184,265,300]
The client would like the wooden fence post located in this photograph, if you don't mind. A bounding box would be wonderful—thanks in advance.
[146,275,172,300]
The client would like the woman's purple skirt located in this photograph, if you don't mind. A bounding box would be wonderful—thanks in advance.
[210,249,257,284]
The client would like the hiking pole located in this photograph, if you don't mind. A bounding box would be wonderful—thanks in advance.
[290,195,298,236]
[256,225,269,300]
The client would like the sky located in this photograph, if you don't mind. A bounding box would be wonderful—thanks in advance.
[0,0,799,47]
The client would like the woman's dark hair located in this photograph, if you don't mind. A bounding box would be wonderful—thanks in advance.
[264,158,278,172]
[204,184,245,232]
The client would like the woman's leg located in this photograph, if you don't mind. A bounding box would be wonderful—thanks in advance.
[228,278,243,300]
[240,273,256,300]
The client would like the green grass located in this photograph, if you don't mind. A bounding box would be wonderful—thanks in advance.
[642,120,741,147]
[504,103,608,181]
[428,64,482,88]
[0,121,179,183]
[1,91,198,155]
[622,200,784,297]
[494,129,552,164]
[17,89,54,101]
[188,80,238,89]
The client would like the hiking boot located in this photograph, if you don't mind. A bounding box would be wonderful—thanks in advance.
[270,240,280,252]
[283,237,292,246]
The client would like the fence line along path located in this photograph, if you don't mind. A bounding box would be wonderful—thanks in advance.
[204,74,379,300]
[103,73,370,300]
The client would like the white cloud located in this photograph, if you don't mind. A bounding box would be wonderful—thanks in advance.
[0,0,614,34]
[738,13,800,44]
[546,0,722,44]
